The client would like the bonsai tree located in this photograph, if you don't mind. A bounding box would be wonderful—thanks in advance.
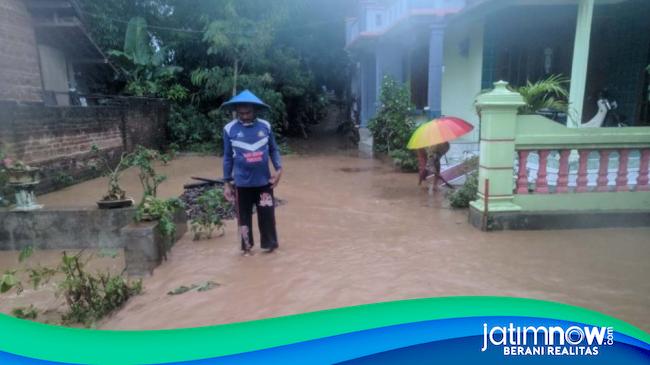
[129,146,183,254]
[91,145,132,203]
[129,145,170,201]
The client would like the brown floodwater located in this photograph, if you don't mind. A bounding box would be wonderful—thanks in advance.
[2,148,649,331]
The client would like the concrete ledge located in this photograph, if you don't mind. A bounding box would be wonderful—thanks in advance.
[469,207,650,231]
[0,206,187,276]
[0,207,135,250]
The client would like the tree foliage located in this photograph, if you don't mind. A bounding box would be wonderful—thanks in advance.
[78,0,351,147]
[369,76,417,154]
[368,76,418,171]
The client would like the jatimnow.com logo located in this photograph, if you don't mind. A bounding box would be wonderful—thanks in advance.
[481,323,614,356]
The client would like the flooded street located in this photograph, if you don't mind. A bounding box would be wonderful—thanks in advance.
[3,138,649,332]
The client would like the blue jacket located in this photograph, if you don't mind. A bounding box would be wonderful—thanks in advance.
[222,118,282,187]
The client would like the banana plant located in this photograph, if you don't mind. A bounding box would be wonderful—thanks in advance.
[108,17,185,99]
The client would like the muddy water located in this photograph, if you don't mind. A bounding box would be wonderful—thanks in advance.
[6,152,650,331]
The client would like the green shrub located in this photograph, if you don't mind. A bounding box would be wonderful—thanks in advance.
[12,305,38,320]
[58,252,142,325]
[168,105,221,152]
[368,76,416,154]
[2,248,141,327]
[191,188,232,240]
[389,149,418,172]
[136,196,184,239]
[278,142,293,155]
[186,142,219,155]
[448,171,478,209]
[54,172,74,187]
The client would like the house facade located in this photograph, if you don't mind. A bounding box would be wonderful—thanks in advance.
[0,0,114,106]
[346,0,650,157]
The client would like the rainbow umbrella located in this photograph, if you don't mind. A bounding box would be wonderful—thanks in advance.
[407,116,474,150]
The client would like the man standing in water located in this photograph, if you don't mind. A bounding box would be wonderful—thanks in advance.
[221,90,283,256]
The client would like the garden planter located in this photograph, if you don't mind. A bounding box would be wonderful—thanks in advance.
[97,198,134,209]
[122,205,187,276]
[7,167,40,185]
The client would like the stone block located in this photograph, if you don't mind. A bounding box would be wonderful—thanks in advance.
[121,206,187,276]
[121,221,163,277]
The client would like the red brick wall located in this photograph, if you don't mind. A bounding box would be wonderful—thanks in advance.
[0,0,43,103]
[0,99,169,193]
[123,99,168,152]
[9,107,124,163]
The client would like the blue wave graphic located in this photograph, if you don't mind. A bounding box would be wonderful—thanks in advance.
[1,316,648,365]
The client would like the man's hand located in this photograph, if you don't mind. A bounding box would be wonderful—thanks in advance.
[270,169,283,189]
[224,182,235,203]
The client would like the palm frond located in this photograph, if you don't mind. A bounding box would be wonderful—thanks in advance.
[516,74,569,113]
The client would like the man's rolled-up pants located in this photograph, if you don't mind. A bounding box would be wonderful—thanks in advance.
[235,184,279,251]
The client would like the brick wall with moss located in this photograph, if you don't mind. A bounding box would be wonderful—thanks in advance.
[0,99,168,194]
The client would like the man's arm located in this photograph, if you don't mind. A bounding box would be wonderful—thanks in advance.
[268,131,282,172]
[223,128,235,201]
[223,127,234,182]
[268,129,283,188]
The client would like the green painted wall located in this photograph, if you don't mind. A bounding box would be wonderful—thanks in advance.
[441,21,484,142]
[514,192,650,212]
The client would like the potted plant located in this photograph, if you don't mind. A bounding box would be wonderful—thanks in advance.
[129,146,184,258]
[129,145,179,224]
[91,145,134,209]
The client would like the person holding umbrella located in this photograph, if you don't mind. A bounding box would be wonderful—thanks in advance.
[221,90,283,256]
[408,116,474,191]
[417,142,451,190]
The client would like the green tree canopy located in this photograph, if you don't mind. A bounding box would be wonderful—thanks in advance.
[79,0,351,146]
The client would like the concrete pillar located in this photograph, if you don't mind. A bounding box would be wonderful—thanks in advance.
[471,81,525,213]
[568,0,595,127]
[427,24,445,118]
[359,54,377,127]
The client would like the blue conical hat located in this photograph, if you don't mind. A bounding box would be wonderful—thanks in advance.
[220,89,270,109]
